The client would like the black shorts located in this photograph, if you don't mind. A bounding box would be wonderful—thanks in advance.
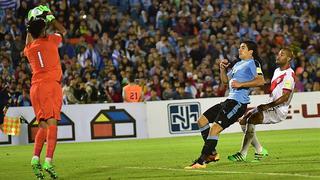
[203,99,247,129]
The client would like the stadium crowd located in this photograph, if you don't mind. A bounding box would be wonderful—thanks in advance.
[0,0,319,106]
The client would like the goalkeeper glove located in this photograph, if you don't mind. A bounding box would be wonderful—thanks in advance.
[37,5,51,12]
[27,5,55,22]
[46,14,55,22]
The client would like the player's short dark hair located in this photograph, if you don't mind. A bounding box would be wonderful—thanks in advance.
[242,40,261,62]
[128,74,135,83]
[27,18,46,39]
[282,47,294,59]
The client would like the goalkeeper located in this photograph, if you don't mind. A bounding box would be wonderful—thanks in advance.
[25,5,66,180]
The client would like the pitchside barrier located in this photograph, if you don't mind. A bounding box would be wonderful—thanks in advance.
[1,92,319,145]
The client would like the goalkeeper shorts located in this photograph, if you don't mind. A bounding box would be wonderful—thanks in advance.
[30,81,62,122]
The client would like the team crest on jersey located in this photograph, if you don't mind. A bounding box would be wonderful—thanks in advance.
[168,102,200,134]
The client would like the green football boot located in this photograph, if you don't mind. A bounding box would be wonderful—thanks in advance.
[227,152,246,162]
[43,161,58,179]
[31,158,44,179]
[252,147,269,162]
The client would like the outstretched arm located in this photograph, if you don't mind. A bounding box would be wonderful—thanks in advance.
[257,90,291,111]
[231,75,265,88]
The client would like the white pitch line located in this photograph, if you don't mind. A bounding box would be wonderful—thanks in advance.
[125,166,320,179]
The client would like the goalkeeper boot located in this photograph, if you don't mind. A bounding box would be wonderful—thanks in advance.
[205,151,220,164]
[252,147,268,162]
[43,161,58,179]
[227,152,246,162]
[31,158,45,179]
[184,157,206,169]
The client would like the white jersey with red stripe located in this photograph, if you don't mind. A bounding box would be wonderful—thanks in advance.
[267,67,295,119]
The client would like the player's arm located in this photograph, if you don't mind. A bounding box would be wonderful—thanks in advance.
[219,59,230,85]
[39,7,66,36]
[257,90,291,111]
[233,74,265,88]
[232,60,265,88]
[25,32,34,45]
[50,19,67,36]
[258,74,294,111]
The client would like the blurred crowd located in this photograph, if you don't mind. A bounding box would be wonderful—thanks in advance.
[0,0,319,106]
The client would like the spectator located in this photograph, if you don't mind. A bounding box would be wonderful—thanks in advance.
[0,0,318,107]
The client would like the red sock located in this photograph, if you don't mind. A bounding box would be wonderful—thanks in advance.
[33,128,47,157]
[46,125,57,159]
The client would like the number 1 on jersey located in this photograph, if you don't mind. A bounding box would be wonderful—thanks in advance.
[37,51,44,68]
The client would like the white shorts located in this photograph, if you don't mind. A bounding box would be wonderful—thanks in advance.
[262,108,285,124]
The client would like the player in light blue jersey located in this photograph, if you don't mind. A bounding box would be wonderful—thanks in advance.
[185,41,265,169]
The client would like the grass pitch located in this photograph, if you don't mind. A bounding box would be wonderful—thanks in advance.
[0,128,319,180]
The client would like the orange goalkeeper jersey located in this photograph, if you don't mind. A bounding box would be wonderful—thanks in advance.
[24,33,63,84]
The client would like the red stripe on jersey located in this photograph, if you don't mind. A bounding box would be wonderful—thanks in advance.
[270,73,286,92]
[283,88,292,92]
[291,72,297,83]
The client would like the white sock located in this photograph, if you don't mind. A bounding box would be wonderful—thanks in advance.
[240,124,256,157]
[252,134,262,153]
[45,157,52,163]
[32,156,39,161]
[240,124,262,154]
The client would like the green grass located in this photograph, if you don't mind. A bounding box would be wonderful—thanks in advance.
[0,129,320,180]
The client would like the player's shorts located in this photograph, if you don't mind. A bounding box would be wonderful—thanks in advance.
[203,99,247,129]
[30,81,62,122]
[262,108,285,124]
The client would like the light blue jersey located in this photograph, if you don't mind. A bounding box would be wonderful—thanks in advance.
[227,59,262,104]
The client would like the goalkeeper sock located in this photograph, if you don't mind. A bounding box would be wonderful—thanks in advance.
[199,123,210,142]
[32,156,39,161]
[46,125,57,159]
[33,127,47,157]
[45,157,52,163]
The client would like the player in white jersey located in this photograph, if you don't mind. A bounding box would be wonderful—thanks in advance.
[228,48,295,162]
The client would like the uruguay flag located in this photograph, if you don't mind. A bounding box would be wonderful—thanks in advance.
[0,0,18,9]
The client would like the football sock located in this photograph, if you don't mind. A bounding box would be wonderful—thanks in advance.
[34,127,47,157]
[46,125,57,159]
[240,124,255,157]
[199,123,210,142]
[32,156,39,161]
[199,135,219,163]
[241,124,262,154]
[45,157,52,163]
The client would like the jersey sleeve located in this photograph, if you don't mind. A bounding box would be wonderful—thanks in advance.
[23,44,30,57]
[254,60,263,76]
[283,72,295,92]
[48,33,62,46]
[248,60,263,77]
